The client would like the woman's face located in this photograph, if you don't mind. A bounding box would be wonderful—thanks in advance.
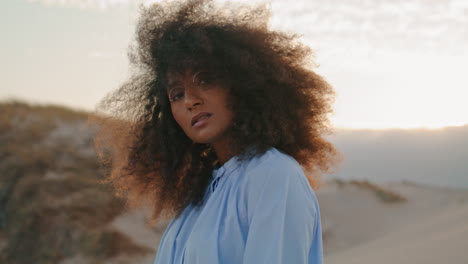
[167,68,234,147]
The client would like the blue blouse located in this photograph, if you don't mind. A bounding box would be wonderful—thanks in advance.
[153,147,323,264]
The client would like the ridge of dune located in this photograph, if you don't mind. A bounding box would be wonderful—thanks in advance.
[318,180,468,256]
[325,193,468,264]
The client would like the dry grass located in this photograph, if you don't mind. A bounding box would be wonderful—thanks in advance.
[0,101,150,264]
[332,178,407,203]
[351,180,407,203]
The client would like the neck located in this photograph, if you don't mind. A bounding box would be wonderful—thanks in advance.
[211,138,235,165]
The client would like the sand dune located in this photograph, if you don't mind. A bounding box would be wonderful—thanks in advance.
[107,180,468,264]
[325,202,468,264]
[318,181,466,252]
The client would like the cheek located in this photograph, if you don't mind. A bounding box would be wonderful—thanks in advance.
[223,96,235,121]
[170,106,185,128]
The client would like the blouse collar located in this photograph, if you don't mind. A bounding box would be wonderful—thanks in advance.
[210,145,258,192]
[212,155,241,183]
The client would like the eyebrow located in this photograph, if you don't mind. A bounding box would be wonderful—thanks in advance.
[166,76,182,92]
[167,80,179,89]
[166,70,202,91]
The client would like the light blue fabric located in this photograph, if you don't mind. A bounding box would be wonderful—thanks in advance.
[153,147,323,264]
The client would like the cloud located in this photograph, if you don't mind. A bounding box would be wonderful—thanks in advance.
[26,0,146,9]
[26,0,267,9]
[27,0,468,62]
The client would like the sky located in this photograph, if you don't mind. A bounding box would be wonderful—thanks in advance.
[2,0,468,129]
[331,125,468,189]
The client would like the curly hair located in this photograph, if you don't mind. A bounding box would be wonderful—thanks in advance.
[93,0,337,223]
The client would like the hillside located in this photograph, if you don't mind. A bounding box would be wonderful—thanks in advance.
[0,101,158,264]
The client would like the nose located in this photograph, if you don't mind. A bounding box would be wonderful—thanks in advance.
[184,85,203,110]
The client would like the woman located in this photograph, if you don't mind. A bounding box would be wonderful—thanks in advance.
[95,0,337,263]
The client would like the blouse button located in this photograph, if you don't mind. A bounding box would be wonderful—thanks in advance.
[211,168,226,192]
[211,177,220,192]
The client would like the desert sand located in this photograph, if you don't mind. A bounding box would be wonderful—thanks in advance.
[318,180,468,263]
[106,180,468,264]
[325,202,468,264]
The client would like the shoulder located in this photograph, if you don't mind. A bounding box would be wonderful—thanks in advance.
[236,147,319,222]
[239,147,315,202]
[241,147,305,185]
[241,148,302,175]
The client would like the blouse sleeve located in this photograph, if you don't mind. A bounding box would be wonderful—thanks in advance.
[242,157,323,264]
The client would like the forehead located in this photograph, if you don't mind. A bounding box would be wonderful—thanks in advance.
[166,68,195,90]
[165,63,216,84]
[166,68,194,81]
[164,62,230,90]
[166,60,204,78]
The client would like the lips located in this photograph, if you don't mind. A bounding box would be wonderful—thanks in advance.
[191,112,212,127]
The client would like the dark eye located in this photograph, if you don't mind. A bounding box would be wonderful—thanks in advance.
[168,87,185,102]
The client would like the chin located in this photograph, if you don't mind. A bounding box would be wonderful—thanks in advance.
[186,134,211,144]
[189,132,225,145]
[191,137,215,144]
